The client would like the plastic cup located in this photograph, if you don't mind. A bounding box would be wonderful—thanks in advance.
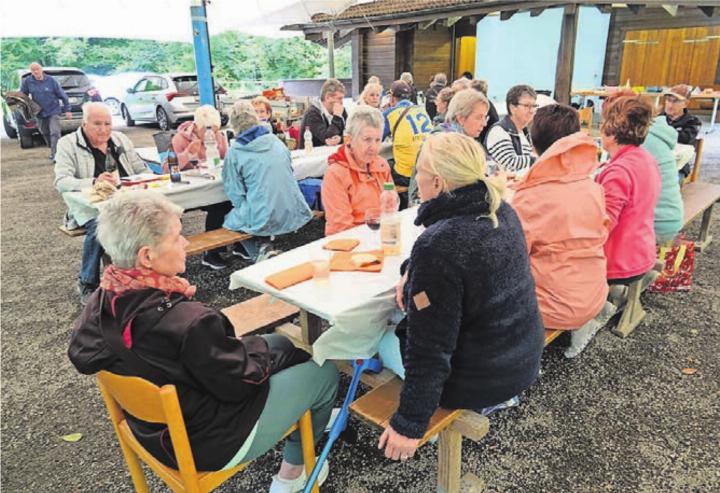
[311,249,331,283]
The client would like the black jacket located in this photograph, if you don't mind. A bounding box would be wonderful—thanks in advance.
[391,182,544,438]
[299,102,347,149]
[662,109,702,145]
[68,288,272,470]
[424,82,445,120]
[478,100,500,145]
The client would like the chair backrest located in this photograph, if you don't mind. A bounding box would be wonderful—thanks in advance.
[689,136,704,183]
[153,131,175,154]
[96,371,201,485]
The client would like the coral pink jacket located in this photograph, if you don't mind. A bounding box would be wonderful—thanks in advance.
[169,121,228,171]
[595,145,661,280]
[513,132,609,330]
[321,145,393,236]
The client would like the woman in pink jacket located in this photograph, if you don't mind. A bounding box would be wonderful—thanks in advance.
[169,105,228,170]
[321,106,393,236]
[596,94,661,284]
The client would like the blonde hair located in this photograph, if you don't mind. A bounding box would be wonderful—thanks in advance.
[251,96,272,115]
[367,75,381,85]
[193,105,221,129]
[445,89,489,124]
[420,133,502,227]
[400,72,414,86]
[359,82,382,107]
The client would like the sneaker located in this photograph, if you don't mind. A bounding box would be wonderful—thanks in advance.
[479,395,520,416]
[255,245,281,263]
[77,281,96,306]
[201,251,227,270]
[230,243,253,260]
[269,460,329,493]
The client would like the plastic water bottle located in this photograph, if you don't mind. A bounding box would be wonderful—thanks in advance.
[304,127,313,154]
[204,126,221,168]
[380,182,401,256]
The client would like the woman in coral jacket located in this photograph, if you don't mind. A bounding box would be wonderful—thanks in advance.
[321,106,393,236]
[512,104,610,357]
[596,94,661,284]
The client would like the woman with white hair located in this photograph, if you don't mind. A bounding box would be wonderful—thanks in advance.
[223,100,313,262]
[400,72,418,104]
[376,133,544,461]
[321,105,393,235]
[358,82,382,109]
[170,104,228,170]
[68,191,338,492]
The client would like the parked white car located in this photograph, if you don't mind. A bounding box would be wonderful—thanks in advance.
[121,73,232,130]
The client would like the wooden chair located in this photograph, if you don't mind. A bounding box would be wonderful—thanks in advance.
[96,371,319,493]
[682,136,705,185]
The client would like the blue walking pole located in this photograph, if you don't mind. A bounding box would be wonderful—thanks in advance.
[303,358,383,493]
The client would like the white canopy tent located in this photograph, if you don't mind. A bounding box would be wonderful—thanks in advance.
[0,0,371,41]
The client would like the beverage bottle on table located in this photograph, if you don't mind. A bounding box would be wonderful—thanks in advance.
[204,126,221,168]
[167,144,181,183]
[380,182,401,256]
[304,127,313,154]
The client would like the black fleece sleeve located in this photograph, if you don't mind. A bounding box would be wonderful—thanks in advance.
[677,115,701,145]
[390,243,464,438]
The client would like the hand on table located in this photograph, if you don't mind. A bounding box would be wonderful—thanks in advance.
[378,424,420,461]
[325,135,342,146]
[395,271,408,311]
[96,172,119,186]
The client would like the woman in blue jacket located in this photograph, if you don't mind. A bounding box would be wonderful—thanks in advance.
[223,101,313,262]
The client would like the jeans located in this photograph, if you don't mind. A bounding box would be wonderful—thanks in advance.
[38,114,61,158]
[222,358,339,468]
[240,237,271,262]
[79,219,104,288]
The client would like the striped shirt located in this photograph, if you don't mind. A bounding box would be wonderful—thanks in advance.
[486,118,536,174]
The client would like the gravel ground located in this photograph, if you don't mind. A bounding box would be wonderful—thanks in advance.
[2,120,719,493]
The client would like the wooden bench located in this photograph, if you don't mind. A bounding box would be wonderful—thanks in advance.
[59,225,86,237]
[350,378,489,493]
[185,228,252,256]
[221,294,299,338]
[681,181,720,252]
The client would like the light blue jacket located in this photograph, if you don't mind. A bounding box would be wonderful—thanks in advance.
[642,116,683,243]
[222,126,312,235]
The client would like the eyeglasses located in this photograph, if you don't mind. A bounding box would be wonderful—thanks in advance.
[515,103,539,110]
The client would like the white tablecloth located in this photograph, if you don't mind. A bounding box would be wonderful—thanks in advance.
[229,207,423,364]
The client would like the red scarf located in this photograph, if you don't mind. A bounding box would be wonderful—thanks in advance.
[100,265,197,299]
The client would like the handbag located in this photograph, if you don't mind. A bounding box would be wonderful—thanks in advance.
[649,235,695,293]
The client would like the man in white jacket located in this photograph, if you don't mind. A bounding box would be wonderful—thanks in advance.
[55,102,148,305]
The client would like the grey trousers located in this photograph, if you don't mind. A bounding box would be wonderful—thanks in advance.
[38,114,61,158]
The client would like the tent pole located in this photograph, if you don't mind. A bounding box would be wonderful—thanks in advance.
[190,0,216,108]
[327,30,335,78]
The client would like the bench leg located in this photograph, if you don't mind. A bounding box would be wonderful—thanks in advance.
[612,279,646,338]
[696,204,714,252]
[437,428,462,493]
[299,310,323,345]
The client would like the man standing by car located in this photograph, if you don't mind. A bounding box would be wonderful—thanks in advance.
[20,62,72,161]
[55,102,148,305]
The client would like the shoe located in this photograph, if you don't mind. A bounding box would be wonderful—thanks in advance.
[479,395,520,416]
[230,243,253,260]
[255,244,281,263]
[201,251,227,270]
[77,281,96,306]
[269,460,329,493]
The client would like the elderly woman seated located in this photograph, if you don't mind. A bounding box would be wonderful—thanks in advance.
[486,84,538,174]
[597,94,661,286]
[169,104,232,270]
[321,105,394,236]
[376,133,544,461]
[358,82,382,109]
[252,96,283,136]
[67,191,338,492]
[223,101,313,262]
[512,104,610,358]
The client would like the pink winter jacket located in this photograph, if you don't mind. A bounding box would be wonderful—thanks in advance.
[513,132,609,330]
[168,121,228,171]
[595,145,661,280]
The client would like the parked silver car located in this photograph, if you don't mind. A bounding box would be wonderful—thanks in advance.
[120,73,232,130]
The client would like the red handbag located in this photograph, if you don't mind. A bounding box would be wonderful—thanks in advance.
[649,235,695,293]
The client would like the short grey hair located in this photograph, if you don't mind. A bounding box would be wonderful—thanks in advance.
[346,105,384,139]
[433,73,447,85]
[229,100,259,135]
[446,89,489,123]
[451,78,472,91]
[194,104,221,129]
[82,102,112,123]
[321,78,346,101]
[96,191,183,269]
[400,72,414,86]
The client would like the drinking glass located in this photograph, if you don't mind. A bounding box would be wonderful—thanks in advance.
[311,248,331,283]
[365,208,381,250]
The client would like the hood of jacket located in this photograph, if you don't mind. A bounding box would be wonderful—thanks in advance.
[416,181,492,227]
[231,126,274,153]
[647,115,677,151]
[327,144,388,174]
[516,132,599,190]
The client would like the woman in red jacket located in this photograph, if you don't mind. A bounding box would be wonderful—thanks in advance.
[596,94,661,284]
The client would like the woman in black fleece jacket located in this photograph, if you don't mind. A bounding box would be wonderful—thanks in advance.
[378,133,544,461]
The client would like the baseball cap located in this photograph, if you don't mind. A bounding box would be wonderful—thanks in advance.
[390,80,412,100]
[663,84,692,101]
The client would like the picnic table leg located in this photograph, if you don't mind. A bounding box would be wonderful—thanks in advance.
[612,279,646,338]
[437,428,462,493]
[696,204,714,252]
[299,309,323,345]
